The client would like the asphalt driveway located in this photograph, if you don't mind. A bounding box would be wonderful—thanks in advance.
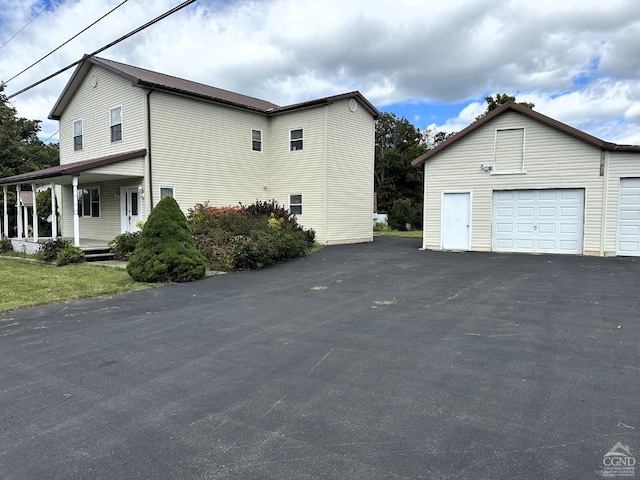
[1,236,638,479]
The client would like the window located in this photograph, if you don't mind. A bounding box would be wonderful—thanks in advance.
[160,186,175,200]
[77,187,100,217]
[493,127,525,174]
[252,129,262,152]
[289,194,302,215]
[73,119,83,151]
[290,129,303,151]
[110,106,122,142]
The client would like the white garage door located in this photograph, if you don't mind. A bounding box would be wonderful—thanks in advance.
[617,178,640,256]
[492,189,584,254]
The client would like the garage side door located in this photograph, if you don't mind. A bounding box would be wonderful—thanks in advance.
[492,189,584,254]
[617,178,640,256]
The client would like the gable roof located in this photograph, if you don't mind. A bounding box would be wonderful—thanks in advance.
[49,55,379,120]
[0,149,146,185]
[412,102,640,167]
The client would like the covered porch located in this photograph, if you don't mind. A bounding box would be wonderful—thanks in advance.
[0,149,147,249]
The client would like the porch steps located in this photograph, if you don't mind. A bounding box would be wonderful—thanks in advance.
[81,246,114,262]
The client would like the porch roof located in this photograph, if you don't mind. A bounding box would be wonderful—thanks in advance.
[0,149,147,186]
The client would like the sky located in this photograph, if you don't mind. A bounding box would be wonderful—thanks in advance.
[1,0,639,145]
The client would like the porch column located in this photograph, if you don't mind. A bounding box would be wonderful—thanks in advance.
[72,177,80,246]
[16,185,23,238]
[31,183,38,242]
[51,183,58,237]
[2,186,7,238]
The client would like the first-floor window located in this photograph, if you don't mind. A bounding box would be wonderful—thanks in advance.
[77,187,100,217]
[160,186,175,199]
[289,193,302,215]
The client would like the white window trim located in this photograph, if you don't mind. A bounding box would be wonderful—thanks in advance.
[252,128,263,152]
[77,186,100,218]
[492,126,526,175]
[73,118,83,151]
[288,193,303,215]
[159,185,175,200]
[289,128,304,152]
[110,105,123,143]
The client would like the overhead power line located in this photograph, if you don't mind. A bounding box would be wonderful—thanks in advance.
[6,0,197,100]
[5,0,130,85]
[0,0,57,52]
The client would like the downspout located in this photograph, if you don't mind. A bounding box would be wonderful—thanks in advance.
[146,89,154,209]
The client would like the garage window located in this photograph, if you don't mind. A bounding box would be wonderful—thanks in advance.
[493,127,525,174]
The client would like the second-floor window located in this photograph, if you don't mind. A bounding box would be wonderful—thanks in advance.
[73,119,83,151]
[110,106,122,142]
[290,129,303,151]
[252,129,262,152]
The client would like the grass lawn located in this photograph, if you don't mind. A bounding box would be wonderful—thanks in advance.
[374,230,423,239]
[0,258,157,313]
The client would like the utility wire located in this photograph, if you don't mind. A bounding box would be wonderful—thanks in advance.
[42,129,59,143]
[7,0,197,99]
[0,0,57,52]
[5,0,130,85]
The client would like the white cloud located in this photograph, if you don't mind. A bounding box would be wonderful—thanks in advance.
[0,0,639,144]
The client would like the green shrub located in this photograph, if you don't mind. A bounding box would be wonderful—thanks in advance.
[38,238,71,262]
[388,199,419,231]
[55,245,85,266]
[127,197,206,282]
[373,222,392,232]
[108,231,142,260]
[304,228,316,246]
[0,237,12,253]
[187,200,312,271]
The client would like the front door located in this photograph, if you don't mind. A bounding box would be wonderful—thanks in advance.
[121,187,141,233]
[442,192,471,250]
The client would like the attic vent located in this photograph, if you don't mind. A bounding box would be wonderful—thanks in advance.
[91,74,98,88]
[348,98,358,112]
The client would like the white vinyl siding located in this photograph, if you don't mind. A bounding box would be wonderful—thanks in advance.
[270,109,326,241]
[59,65,145,164]
[423,111,604,254]
[149,91,269,212]
[325,99,375,244]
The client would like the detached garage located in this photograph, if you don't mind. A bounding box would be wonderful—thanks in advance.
[412,102,640,257]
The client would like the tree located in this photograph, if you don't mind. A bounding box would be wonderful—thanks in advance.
[0,84,58,178]
[127,197,206,282]
[374,113,425,218]
[0,83,59,235]
[475,93,535,120]
[374,112,455,228]
[421,127,456,149]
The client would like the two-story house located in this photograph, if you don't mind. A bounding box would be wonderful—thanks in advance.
[0,55,379,247]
